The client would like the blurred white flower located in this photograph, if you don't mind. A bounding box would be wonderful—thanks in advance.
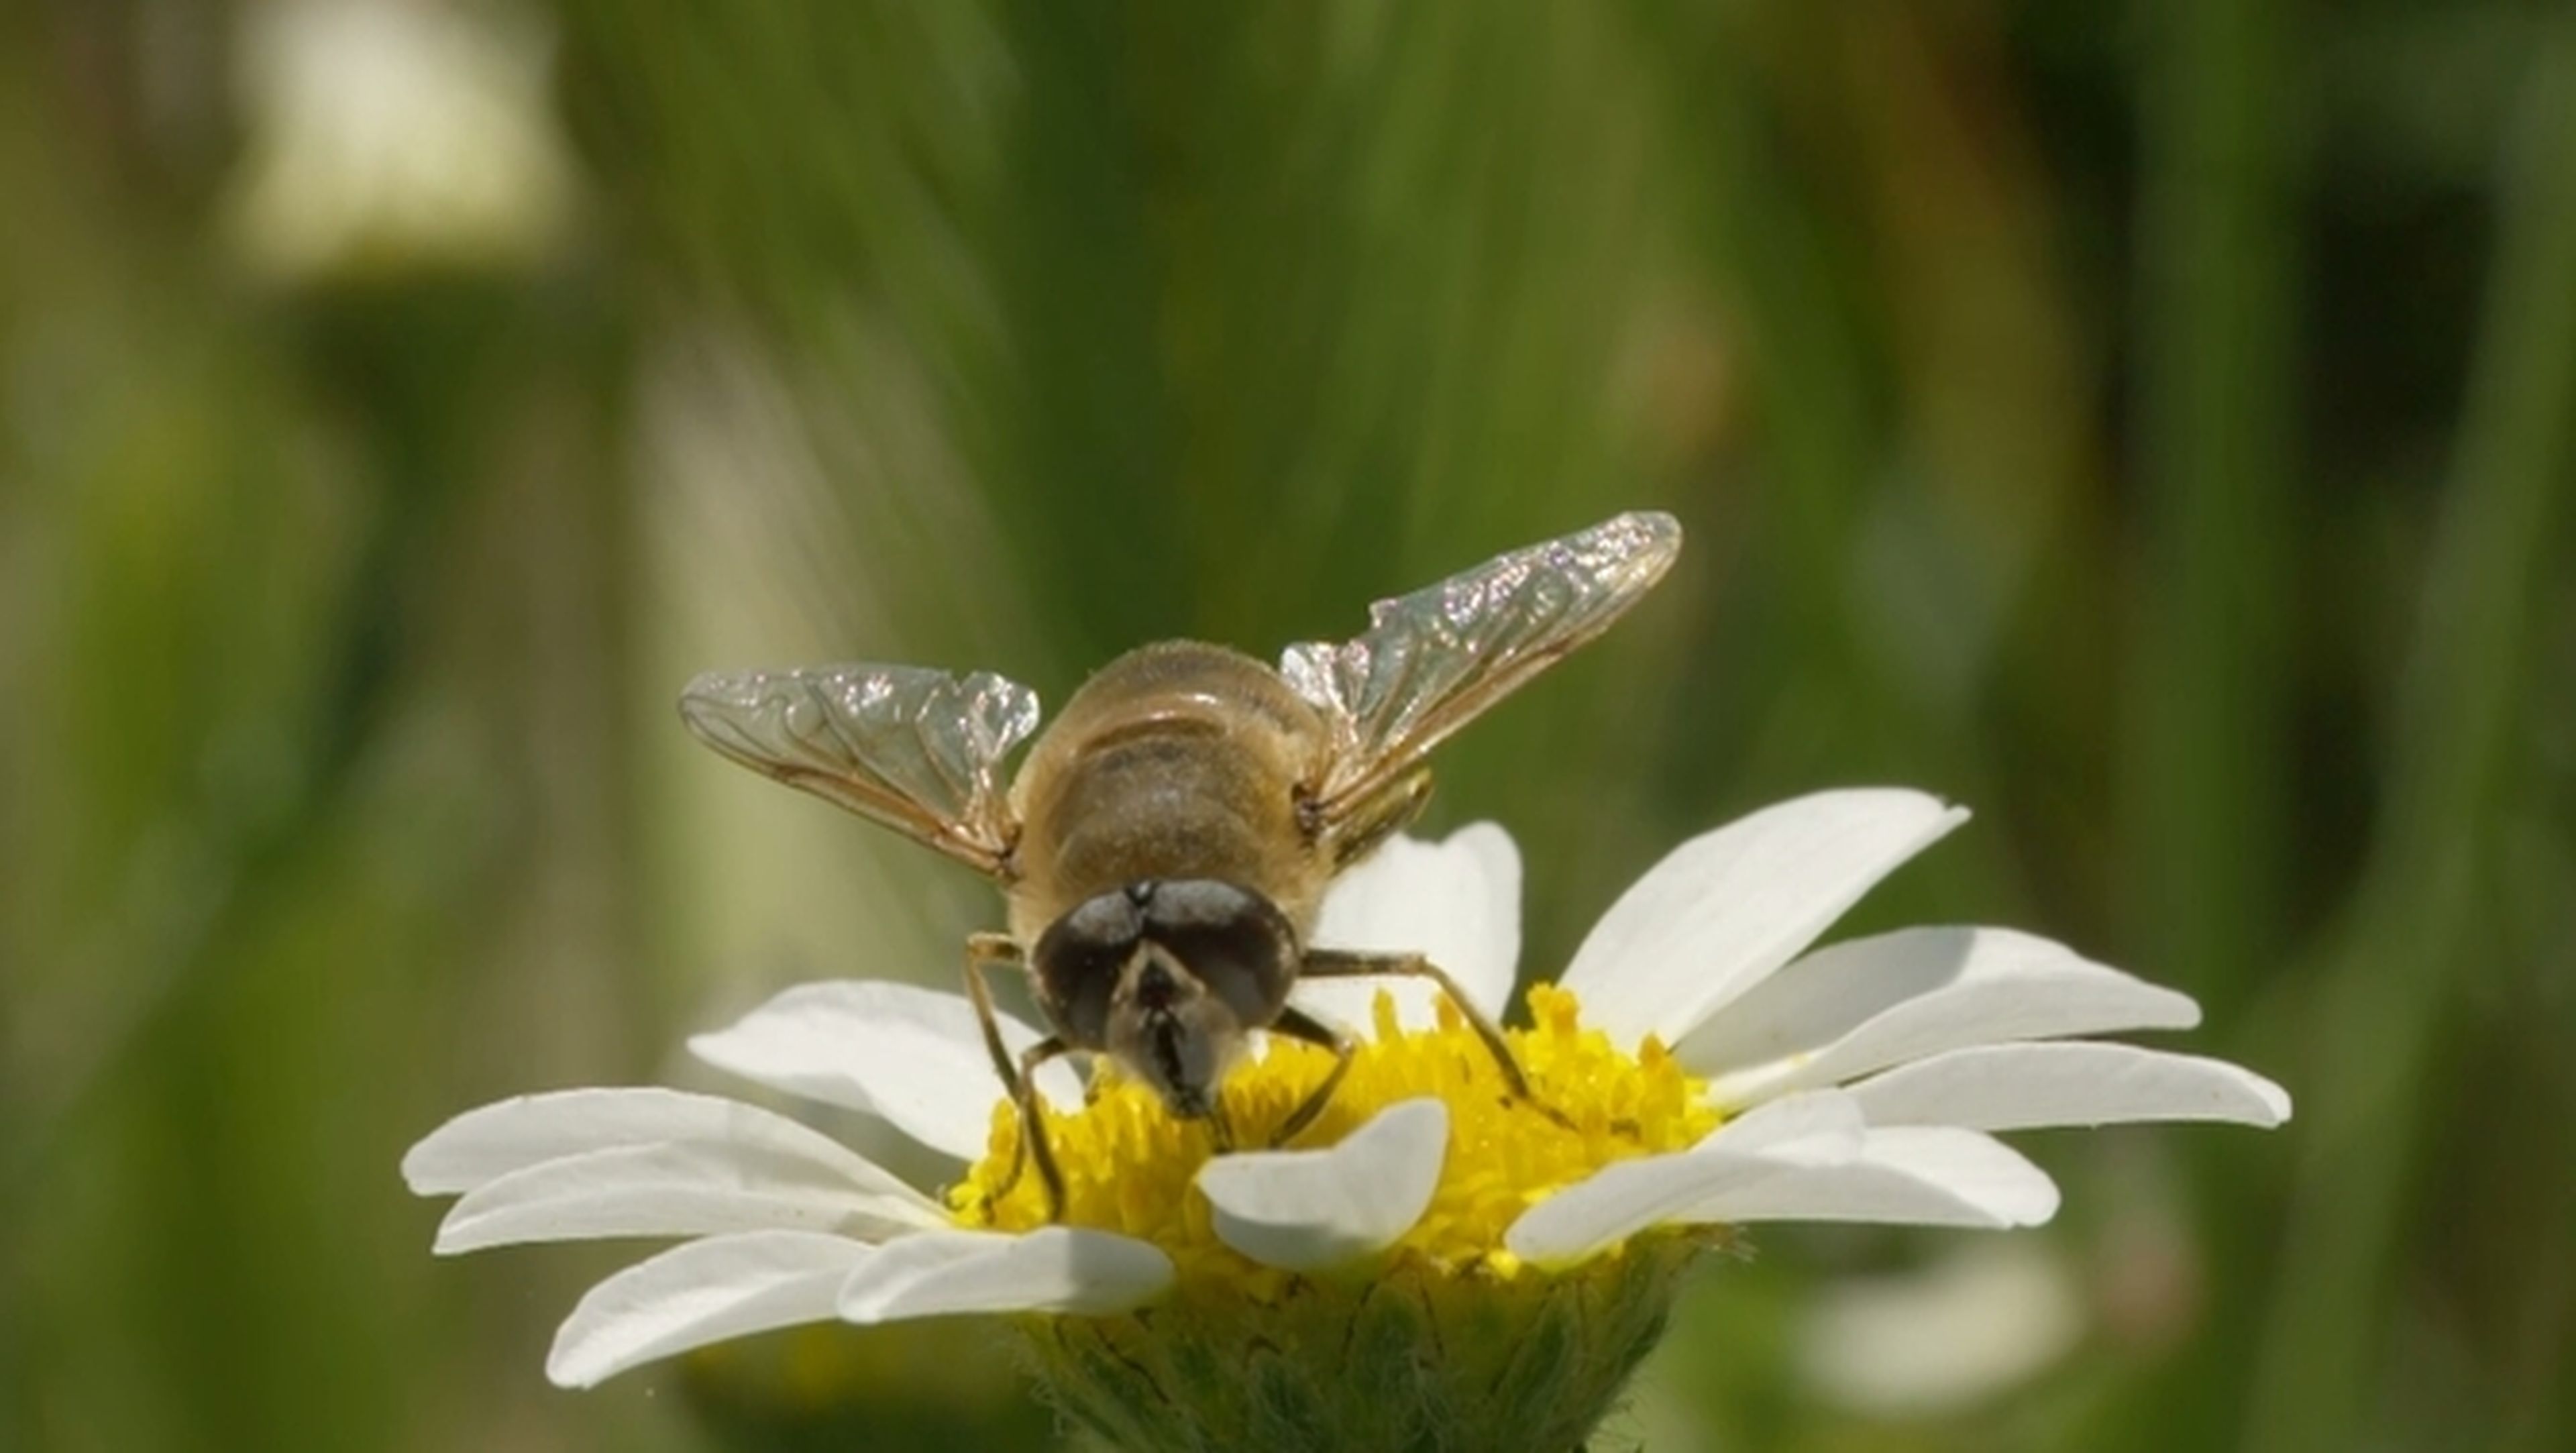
[1796,1240,2087,1417]
[224,0,575,281]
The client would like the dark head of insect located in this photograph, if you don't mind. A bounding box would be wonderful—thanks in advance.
[1031,879,1301,1124]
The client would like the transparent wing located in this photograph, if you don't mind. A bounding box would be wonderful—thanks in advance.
[1280,511,1681,824]
[678,663,1040,877]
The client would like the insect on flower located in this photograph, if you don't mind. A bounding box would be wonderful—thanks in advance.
[678,512,1680,1216]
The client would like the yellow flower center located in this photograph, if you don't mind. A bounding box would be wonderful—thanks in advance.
[948,985,1719,1291]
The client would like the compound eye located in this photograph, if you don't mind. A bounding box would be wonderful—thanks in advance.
[1138,879,1298,1027]
[1031,891,1142,1048]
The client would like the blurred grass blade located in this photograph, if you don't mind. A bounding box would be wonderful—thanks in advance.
[2129,0,2298,1010]
[2246,23,2576,1453]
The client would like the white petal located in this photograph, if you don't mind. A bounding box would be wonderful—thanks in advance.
[687,981,1081,1161]
[1302,823,1522,1034]
[435,1139,942,1254]
[1197,1099,1448,1271]
[1562,790,1971,1047]
[1678,1126,2059,1229]
[545,1230,871,1389]
[1505,1149,1791,1264]
[1847,1042,2292,1131]
[1683,928,2202,1106]
[1695,1089,1870,1161]
[1505,1093,1868,1264]
[837,1227,1172,1322]
[401,1087,917,1199]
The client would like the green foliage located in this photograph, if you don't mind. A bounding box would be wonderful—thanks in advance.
[3,2,2570,1450]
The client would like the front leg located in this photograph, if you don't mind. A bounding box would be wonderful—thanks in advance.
[992,1037,1073,1222]
[961,933,1071,1222]
[961,931,1028,1096]
[1300,947,1571,1128]
[1266,1004,1356,1146]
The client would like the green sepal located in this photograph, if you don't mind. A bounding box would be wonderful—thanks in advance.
[1018,1237,1703,1453]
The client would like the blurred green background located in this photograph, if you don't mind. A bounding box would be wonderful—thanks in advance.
[4,1,2571,1450]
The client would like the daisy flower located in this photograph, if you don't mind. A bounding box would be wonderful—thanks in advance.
[405,789,2288,1450]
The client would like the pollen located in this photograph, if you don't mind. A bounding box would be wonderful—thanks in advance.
[948,985,1720,1291]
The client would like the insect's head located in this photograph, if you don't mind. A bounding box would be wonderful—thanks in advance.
[1032,879,1301,1116]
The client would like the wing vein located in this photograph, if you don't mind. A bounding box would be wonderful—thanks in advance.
[678,663,1041,879]
[1279,511,1680,842]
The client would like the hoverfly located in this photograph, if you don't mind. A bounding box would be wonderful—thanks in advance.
[680,512,1680,1215]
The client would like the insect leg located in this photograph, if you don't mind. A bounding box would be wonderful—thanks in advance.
[961,934,1073,1221]
[1265,1005,1356,1147]
[961,932,1029,1093]
[1013,1038,1073,1221]
[981,1036,1075,1222]
[1299,947,1573,1128]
